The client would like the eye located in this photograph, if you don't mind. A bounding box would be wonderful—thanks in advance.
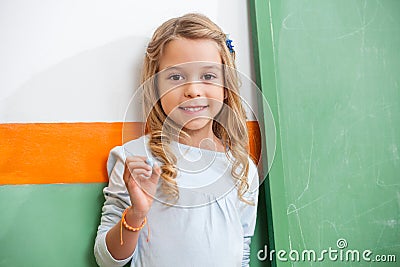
[168,74,184,81]
[202,73,217,81]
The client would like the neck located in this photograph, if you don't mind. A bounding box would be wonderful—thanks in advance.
[178,122,224,152]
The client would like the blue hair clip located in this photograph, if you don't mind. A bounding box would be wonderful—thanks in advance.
[225,35,235,54]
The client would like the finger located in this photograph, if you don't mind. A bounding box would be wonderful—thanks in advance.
[123,161,134,184]
[153,161,161,174]
[125,155,149,163]
[130,155,149,162]
[149,162,161,183]
[126,161,152,172]
[131,168,153,178]
[123,161,150,185]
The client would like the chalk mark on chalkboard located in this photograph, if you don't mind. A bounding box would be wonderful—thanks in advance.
[287,234,295,267]
[374,219,398,229]
[335,0,378,41]
[287,203,308,258]
[282,13,296,30]
[375,224,386,247]
[390,143,400,161]
[296,124,314,202]
[283,0,380,42]
[369,241,400,254]
[325,158,397,186]
[376,176,400,187]
[371,158,400,187]
[376,0,396,24]
[339,198,394,227]
[319,219,339,237]
[288,194,326,215]
[397,191,400,207]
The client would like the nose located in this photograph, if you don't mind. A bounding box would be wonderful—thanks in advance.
[183,82,203,98]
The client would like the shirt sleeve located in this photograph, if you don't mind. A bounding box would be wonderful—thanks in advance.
[94,146,137,267]
[241,158,260,267]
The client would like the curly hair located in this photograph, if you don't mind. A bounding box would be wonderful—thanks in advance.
[141,13,252,204]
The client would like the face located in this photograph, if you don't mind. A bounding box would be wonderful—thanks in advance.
[157,38,225,132]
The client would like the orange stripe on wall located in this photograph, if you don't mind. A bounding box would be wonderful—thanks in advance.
[247,121,261,165]
[0,122,260,185]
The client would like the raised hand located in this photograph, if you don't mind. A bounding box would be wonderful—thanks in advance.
[123,155,161,221]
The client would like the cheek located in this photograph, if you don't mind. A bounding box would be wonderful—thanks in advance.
[160,97,170,115]
[160,91,178,115]
[209,86,225,102]
[207,87,225,115]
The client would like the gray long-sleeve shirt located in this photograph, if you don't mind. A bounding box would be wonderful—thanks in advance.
[94,135,259,267]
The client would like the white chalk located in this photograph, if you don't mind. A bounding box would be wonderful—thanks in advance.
[145,157,155,168]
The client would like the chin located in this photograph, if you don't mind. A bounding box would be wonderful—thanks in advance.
[182,119,212,131]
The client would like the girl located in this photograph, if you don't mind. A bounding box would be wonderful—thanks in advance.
[94,13,259,267]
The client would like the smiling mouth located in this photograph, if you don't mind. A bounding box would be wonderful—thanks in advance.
[179,106,209,112]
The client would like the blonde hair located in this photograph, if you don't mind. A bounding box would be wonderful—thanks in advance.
[141,13,252,204]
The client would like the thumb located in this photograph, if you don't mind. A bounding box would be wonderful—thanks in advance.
[149,162,161,183]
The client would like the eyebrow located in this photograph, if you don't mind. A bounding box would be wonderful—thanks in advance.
[162,66,184,72]
[163,65,222,72]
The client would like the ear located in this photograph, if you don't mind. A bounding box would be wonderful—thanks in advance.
[224,88,228,100]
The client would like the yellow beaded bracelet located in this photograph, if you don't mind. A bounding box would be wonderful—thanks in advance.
[120,206,149,245]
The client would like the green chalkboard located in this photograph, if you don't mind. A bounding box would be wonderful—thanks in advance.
[0,184,105,267]
[250,0,400,266]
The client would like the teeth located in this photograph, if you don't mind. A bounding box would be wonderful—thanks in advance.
[181,106,205,112]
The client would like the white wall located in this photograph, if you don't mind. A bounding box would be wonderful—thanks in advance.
[0,0,256,123]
